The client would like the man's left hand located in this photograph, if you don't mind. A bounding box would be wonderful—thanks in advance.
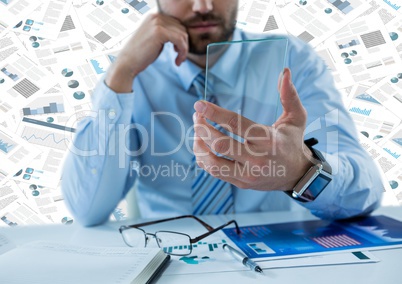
[193,68,314,191]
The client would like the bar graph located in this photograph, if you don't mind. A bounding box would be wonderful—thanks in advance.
[349,107,372,116]
[328,0,354,14]
[162,239,227,254]
[125,0,151,14]
[383,148,401,159]
[337,38,360,49]
[1,65,20,81]
[0,138,15,154]
[22,102,65,116]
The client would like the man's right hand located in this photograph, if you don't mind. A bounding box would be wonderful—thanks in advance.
[105,13,189,93]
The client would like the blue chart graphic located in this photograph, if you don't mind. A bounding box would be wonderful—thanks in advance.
[390,32,399,41]
[223,215,402,259]
[384,148,401,159]
[0,0,12,5]
[61,217,73,225]
[1,216,17,226]
[355,93,381,104]
[90,59,105,74]
[22,127,70,151]
[0,138,15,154]
[22,102,65,116]
[21,117,75,151]
[125,0,151,14]
[349,107,372,116]
[328,0,354,14]
[1,65,20,81]
[162,239,227,255]
[108,55,117,63]
[337,38,360,49]
[392,137,402,147]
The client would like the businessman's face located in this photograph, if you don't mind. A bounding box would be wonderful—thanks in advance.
[158,0,238,54]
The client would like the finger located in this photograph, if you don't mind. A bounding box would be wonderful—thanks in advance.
[193,134,237,180]
[194,101,268,139]
[193,138,252,189]
[277,68,306,126]
[159,26,188,66]
[194,113,248,163]
[153,15,188,65]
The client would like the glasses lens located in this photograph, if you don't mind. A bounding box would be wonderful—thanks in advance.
[121,228,146,247]
[155,231,191,256]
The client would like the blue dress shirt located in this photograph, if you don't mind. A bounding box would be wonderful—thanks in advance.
[62,29,383,226]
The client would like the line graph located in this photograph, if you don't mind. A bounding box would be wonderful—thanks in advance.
[21,126,70,151]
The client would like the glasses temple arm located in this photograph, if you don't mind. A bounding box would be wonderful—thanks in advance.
[191,220,240,243]
[125,215,215,231]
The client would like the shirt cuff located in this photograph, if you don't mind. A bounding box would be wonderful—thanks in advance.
[91,79,135,123]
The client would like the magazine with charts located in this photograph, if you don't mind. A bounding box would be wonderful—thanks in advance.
[223,215,402,260]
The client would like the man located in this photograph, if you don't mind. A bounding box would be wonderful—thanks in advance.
[62,0,383,226]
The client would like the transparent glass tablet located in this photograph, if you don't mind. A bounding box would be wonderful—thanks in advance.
[204,37,288,126]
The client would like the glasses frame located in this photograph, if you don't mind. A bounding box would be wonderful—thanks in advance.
[119,215,241,255]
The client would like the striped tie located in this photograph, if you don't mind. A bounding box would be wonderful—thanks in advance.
[191,72,235,215]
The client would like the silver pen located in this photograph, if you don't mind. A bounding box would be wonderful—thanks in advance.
[223,244,263,273]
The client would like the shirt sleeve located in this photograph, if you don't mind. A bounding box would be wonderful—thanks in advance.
[286,37,383,220]
[61,80,137,226]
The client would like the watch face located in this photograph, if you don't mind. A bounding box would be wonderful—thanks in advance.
[301,173,331,200]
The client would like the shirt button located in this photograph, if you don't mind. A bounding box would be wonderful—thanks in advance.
[91,168,97,175]
[108,109,116,120]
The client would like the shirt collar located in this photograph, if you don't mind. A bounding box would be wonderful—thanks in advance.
[169,29,243,91]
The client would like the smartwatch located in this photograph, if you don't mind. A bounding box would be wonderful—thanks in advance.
[291,138,332,202]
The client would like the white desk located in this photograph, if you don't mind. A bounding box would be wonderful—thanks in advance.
[0,206,400,284]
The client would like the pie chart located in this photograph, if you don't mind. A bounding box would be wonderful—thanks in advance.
[62,217,74,225]
[389,32,398,41]
[29,184,37,190]
[73,91,85,100]
[389,180,398,189]
[68,80,79,88]
[61,68,73,77]
[349,50,357,56]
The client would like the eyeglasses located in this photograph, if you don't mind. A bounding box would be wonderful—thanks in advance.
[119,215,240,256]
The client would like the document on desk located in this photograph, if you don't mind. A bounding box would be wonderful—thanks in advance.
[162,235,378,276]
[223,215,402,261]
[0,241,170,284]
